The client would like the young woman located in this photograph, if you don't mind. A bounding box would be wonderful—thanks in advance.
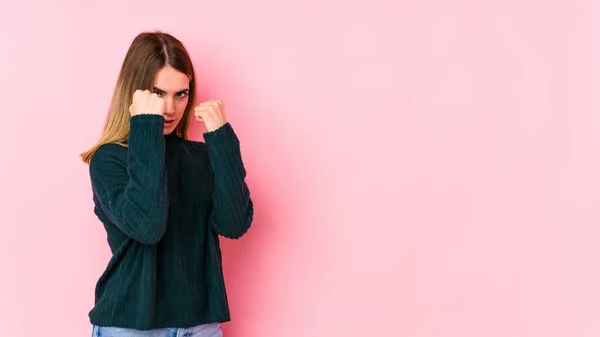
[80,31,254,337]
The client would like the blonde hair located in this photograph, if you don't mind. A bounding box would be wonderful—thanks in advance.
[80,31,197,164]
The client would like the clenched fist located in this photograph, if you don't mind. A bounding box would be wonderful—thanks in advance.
[194,100,226,132]
[129,90,166,117]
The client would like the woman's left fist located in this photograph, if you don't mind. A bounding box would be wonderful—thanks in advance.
[194,100,226,132]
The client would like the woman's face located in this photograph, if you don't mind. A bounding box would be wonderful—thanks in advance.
[152,65,190,135]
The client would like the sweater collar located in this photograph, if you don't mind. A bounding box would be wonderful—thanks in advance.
[165,130,180,141]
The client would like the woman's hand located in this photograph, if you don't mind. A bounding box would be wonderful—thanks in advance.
[194,100,226,132]
[129,90,165,117]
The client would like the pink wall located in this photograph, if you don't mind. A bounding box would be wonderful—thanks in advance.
[2,0,600,336]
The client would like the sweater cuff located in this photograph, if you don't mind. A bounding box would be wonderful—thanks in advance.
[203,122,241,155]
[203,122,235,143]
[203,122,246,177]
[128,114,165,151]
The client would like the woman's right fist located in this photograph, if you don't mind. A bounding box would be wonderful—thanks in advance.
[129,89,165,116]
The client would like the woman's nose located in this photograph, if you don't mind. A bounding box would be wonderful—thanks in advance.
[164,98,175,115]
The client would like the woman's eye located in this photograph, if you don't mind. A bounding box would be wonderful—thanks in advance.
[177,92,188,98]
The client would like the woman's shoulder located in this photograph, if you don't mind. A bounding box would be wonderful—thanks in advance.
[94,143,127,156]
[89,143,128,169]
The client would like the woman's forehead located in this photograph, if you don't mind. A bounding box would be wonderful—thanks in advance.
[153,66,190,92]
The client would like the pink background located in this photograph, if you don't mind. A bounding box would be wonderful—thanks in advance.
[2,0,600,336]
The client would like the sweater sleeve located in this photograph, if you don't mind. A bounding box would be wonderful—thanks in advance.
[203,122,254,239]
[89,114,169,245]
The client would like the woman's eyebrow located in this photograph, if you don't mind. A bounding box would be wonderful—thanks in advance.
[153,87,190,94]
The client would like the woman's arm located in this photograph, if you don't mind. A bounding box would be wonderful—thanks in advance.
[204,123,254,239]
[89,114,169,244]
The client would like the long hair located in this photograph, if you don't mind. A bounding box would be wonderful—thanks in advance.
[80,31,197,164]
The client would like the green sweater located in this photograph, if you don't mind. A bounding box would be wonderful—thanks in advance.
[87,114,253,330]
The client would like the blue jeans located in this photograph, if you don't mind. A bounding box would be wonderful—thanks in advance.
[91,323,222,337]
